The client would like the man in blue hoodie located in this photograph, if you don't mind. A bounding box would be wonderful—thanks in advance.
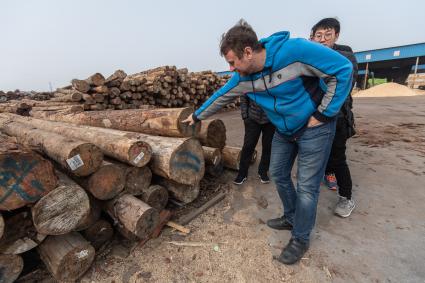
[183,19,353,264]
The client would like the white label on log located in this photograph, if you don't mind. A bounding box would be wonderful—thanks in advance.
[76,249,89,259]
[213,156,218,165]
[66,154,84,171]
[133,152,145,164]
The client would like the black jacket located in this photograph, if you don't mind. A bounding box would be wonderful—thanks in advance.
[333,43,358,137]
[240,95,270,124]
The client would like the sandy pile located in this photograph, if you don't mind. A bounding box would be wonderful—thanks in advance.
[354,83,423,97]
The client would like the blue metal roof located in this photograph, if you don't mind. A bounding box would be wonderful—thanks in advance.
[355,42,425,64]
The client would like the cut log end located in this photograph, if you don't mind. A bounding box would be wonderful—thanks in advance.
[177,107,201,137]
[0,149,58,211]
[38,233,95,282]
[0,254,24,283]
[32,184,90,235]
[169,138,205,185]
[67,143,103,176]
[128,142,152,167]
[140,185,169,211]
[86,162,126,200]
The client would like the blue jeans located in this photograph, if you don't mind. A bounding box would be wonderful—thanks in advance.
[270,120,336,243]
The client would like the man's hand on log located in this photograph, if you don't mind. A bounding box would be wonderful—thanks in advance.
[182,114,195,126]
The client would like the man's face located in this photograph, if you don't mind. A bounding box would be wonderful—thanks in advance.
[224,48,253,76]
[312,28,339,48]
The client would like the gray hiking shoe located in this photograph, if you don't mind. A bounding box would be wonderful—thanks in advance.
[334,197,355,218]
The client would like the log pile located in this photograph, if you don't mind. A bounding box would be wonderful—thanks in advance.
[0,102,258,282]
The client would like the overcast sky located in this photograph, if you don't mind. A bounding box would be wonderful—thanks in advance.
[1,0,424,91]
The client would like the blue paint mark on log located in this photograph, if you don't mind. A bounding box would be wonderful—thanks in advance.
[0,157,44,204]
[176,151,201,165]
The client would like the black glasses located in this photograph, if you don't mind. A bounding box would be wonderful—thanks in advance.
[313,32,333,41]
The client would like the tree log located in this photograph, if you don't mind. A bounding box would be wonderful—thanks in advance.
[50,92,82,102]
[0,254,24,283]
[0,117,103,177]
[85,73,105,86]
[73,161,125,200]
[197,119,226,149]
[105,194,159,239]
[139,185,168,211]
[156,178,200,204]
[31,171,91,235]
[30,104,84,113]
[110,161,152,196]
[0,134,58,211]
[29,107,201,137]
[82,219,113,250]
[37,232,95,282]
[0,113,151,167]
[221,146,257,170]
[71,79,90,93]
[0,211,46,254]
[202,146,222,166]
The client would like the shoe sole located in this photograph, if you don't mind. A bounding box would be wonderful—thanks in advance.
[258,175,270,184]
[233,177,247,185]
[266,224,293,231]
[335,203,355,218]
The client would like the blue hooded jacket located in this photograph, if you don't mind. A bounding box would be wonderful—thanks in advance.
[194,31,353,136]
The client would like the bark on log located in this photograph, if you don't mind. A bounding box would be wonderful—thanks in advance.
[30,105,84,113]
[0,254,24,283]
[221,146,257,170]
[202,146,222,166]
[105,70,127,85]
[73,161,125,200]
[82,219,113,250]
[105,194,159,239]
[0,117,103,177]
[31,171,91,235]
[30,107,201,137]
[197,119,226,149]
[85,73,105,86]
[156,178,200,204]
[0,134,58,211]
[1,113,151,167]
[37,232,95,282]
[49,92,82,102]
[72,127,205,185]
[71,79,90,93]
[139,185,168,211]
[222,146,241,170]
[0,211,46,254]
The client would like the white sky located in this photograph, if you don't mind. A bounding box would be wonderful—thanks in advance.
[1,0,424,91]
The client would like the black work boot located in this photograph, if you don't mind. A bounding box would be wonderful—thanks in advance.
[266,216,293,230]
[277,238,309,265]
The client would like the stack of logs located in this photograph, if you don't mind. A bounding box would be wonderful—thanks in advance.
[0,67,235,117]
[0,107,251,282]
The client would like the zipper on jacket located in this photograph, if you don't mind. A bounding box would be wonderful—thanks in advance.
[261,72,289,132]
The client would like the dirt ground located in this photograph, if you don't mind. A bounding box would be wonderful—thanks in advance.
[79,92,425,283]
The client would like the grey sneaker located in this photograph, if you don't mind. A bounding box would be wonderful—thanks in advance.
[334,197,355,218]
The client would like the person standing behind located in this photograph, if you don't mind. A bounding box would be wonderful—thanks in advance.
[310,18,358,217]
[234,95,275,185]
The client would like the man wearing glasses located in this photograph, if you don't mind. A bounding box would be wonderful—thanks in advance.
[310,18,358,218]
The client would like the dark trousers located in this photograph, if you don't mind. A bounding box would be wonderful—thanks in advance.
[325,118,353,199]
[238,118,275,177]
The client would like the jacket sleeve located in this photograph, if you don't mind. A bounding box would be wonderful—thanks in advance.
[297,40,353,122]
[193,74,242,121]
[239,94,249,120]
